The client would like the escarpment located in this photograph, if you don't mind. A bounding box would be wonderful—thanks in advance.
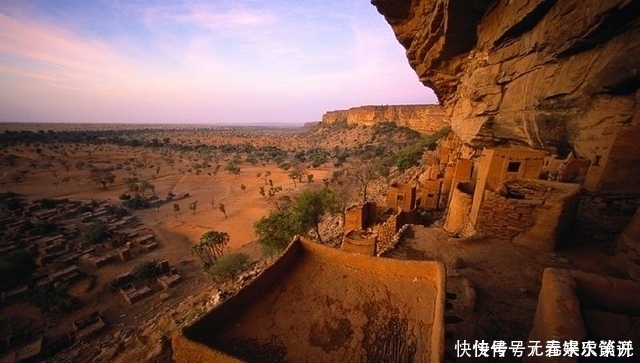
[322,104,448,134]
[373,0,640,195]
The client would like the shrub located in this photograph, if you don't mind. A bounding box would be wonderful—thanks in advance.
[82,223,111,245]
[205,253,250,283]
[394,143,425,173]
[133,260,162,280]
[122,195,149,209]
[27,283,72,313]
[373,120,398,134]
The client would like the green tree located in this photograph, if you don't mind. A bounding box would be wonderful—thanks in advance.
[27,283,72,313]
[200,230,230,260]
[191,243,212,266]
[288,170,299,188]
[133,260,162,279]
[189,200,198,215]
[225,161,241,177]
[295,188,331,243]
[324,186,353,227]
[89,168,116,189]
[205,253,250,283]
[254,207,301,255]
[82,223,111,245]
[394,143,424,173]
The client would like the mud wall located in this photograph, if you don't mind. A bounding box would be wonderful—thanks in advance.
[444,181,473,234]
[513,185,582,252]
[174,238,447,363]
[344,202,377,232]
[526,268,640,363]
[419,180,442,210]
[341,231,377,256]
[174,238,303,361]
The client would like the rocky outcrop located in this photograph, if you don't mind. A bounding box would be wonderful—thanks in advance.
[373,0,640,194]
[321,104,448,134]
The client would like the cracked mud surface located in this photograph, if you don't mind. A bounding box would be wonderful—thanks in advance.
[204,252,438,363]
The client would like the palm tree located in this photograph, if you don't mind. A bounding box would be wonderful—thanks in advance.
[191,244,212,266]
[200,230,230,260]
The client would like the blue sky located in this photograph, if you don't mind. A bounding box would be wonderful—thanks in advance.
[0,0,438,124]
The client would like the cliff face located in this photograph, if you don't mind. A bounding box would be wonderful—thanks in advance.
[373,0,640,194]
[322,104,448,134]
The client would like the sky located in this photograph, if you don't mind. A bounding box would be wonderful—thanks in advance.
[0,0,438,125]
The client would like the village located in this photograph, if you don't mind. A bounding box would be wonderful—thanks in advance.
[1,119,639,362]
[0,191,195,362]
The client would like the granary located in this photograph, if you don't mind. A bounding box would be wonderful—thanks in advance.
[386,183,417,213]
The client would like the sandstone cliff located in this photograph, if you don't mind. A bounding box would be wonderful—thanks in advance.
[321,104,448,134]
[373,0,640,194]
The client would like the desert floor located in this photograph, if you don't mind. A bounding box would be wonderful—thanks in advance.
[0,141,336,360]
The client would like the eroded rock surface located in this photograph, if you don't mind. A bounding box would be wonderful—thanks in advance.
[373,0,640,194]
[322,104,448,134]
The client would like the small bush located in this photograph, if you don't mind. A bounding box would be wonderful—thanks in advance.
[205,253,250,283]
[82,223,111,245]
[394,143,425,173]
[133,260,162,280]
[122,195,149,209]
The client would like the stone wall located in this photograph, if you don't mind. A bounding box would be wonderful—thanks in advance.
[475,179,581,251]
[321,104,448,135]
[375,212,400,253]
[476,191,537,242]
[470,147,545,226]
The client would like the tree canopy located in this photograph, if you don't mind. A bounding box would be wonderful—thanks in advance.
[192,230,230,266]
[89,168,115,189]
[254,187,338,253]
[82,222,111,245]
